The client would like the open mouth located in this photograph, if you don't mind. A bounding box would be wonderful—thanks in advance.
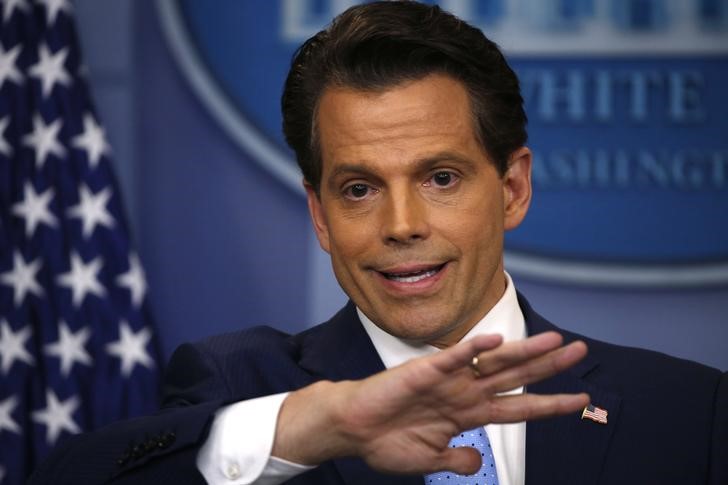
[380,263,446,283]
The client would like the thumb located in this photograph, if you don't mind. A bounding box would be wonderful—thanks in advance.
[431,446,482,476]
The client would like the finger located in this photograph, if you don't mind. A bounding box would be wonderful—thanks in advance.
[481,340,588,394]
[472,331,564,377]
[429,445,483,476]
[486,392,590,424]
[433,334,503,374]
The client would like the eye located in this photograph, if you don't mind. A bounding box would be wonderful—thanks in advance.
[425,171,459,189]
[343,183,375,200]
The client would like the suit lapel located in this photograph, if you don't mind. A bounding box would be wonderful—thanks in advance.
[297,302,422,485]
[520,294,621,485]
[297,302,386,380]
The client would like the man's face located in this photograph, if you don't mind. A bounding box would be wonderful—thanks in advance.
[307,74,531,348]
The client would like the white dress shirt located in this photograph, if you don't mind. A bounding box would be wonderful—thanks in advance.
[197,273,526,485]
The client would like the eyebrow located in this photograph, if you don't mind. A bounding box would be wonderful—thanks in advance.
[325,151,479,191]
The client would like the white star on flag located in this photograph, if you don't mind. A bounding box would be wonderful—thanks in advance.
[116,253,147,308]
[31,389,80,445]
[44,321,92,377]
[0,116,13,156]
[1,0,30,24]
[0,396,21,436]
[71,113,110,168]
[0,251,44,306]
[56,252,106,307]
[0,43,23,90]
[11,182,58,238]
[66,184,115,238]
[106,321,154,377]
[36,0,72,26]
[0,395,21,435]
[28,43,70,98]
[0,320,34,374]
[22,114,66,168]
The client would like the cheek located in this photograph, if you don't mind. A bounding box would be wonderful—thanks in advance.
[327,219,371,260]
[434,197,499,238]
[434,204,503,261]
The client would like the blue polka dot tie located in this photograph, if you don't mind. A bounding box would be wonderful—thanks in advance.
[423,427,499,485]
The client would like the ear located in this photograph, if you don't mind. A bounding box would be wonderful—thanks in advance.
[305,182,331,253]
[502,147,532,231]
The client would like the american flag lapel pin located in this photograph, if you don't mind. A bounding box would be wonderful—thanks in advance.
[581,404,608,425]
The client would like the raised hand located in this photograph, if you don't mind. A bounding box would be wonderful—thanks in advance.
[272,331,589,475]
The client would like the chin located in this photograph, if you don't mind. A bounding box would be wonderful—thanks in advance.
[377,308,462,343]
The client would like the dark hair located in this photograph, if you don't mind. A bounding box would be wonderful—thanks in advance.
[281,0,527,193]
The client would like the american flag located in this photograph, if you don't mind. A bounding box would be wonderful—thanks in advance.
[0,1,161,483]
[581,404,608,425]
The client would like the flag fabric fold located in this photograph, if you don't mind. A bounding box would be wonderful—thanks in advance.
[0,1,162,483]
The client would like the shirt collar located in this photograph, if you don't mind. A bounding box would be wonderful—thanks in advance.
[358,272,526,369]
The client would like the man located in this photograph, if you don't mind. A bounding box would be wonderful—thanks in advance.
[30,2,727,484]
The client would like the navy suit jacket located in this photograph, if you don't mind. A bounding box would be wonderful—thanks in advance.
[30,294,728,484]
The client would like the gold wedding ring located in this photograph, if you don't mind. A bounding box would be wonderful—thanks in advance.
[470,355,482,378]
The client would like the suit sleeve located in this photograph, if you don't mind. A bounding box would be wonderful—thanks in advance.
[709,371,728,485]
[28,342,232,485]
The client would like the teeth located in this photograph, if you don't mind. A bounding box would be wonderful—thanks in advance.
[386,269,438,283]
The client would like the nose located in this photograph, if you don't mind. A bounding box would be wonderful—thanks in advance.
[379,185,430,245]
